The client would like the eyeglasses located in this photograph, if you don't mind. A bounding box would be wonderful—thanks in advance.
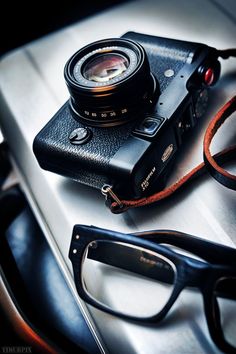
[69,225,236,353]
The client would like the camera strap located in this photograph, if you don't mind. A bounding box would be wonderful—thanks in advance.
[105,95,236,213]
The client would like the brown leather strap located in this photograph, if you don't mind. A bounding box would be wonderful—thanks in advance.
[204,96,236,190]
[109,96,236,213]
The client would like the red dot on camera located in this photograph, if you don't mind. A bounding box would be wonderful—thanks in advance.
[204,68,215,86]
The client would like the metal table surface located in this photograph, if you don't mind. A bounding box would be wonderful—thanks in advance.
[0,0,235,353]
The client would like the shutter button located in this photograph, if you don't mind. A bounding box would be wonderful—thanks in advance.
[69,127,92,145]
[204,68,215,86]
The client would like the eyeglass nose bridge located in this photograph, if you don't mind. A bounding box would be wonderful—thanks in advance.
[202,282,227,352]
[181,260,209,288]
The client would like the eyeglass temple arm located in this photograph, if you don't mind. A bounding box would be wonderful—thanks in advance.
[88,243,222,293]
[87,236,236,299]
[132,230,236,267]
[87,242,174,284]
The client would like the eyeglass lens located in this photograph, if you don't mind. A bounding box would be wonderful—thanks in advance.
[81,240,176,318]
[214,277,236,348]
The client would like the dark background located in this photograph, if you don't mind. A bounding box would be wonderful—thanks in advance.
[0,0,129,55]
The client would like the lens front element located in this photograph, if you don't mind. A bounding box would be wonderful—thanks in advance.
[83,53,129,83]
[81,240,176,318]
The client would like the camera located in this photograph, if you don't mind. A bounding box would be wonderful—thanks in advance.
[33,32,220,199]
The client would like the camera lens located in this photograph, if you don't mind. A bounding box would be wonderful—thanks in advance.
[82,53,129,83]
[64,38,157,127]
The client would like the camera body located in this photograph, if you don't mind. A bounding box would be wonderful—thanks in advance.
[33,32,220,198]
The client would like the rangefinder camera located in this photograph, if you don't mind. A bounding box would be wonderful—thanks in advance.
[33,32,220,199]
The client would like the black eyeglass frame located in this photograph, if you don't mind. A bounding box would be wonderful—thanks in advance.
[69,225,236,353]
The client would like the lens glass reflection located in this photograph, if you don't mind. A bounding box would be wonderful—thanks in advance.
[83,53,129,83]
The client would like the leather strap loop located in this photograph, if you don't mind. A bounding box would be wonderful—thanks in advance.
[203,96,236,190]
[109,96,236,213]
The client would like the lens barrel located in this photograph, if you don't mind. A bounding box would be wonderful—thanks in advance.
[64,38,157,127]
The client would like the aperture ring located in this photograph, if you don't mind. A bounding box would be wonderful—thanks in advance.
[69,72,157,126]
[70,99,131,126]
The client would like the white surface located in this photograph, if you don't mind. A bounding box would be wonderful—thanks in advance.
[0,0,236,353]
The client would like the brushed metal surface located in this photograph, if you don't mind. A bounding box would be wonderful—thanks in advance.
[0,0,235,353]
